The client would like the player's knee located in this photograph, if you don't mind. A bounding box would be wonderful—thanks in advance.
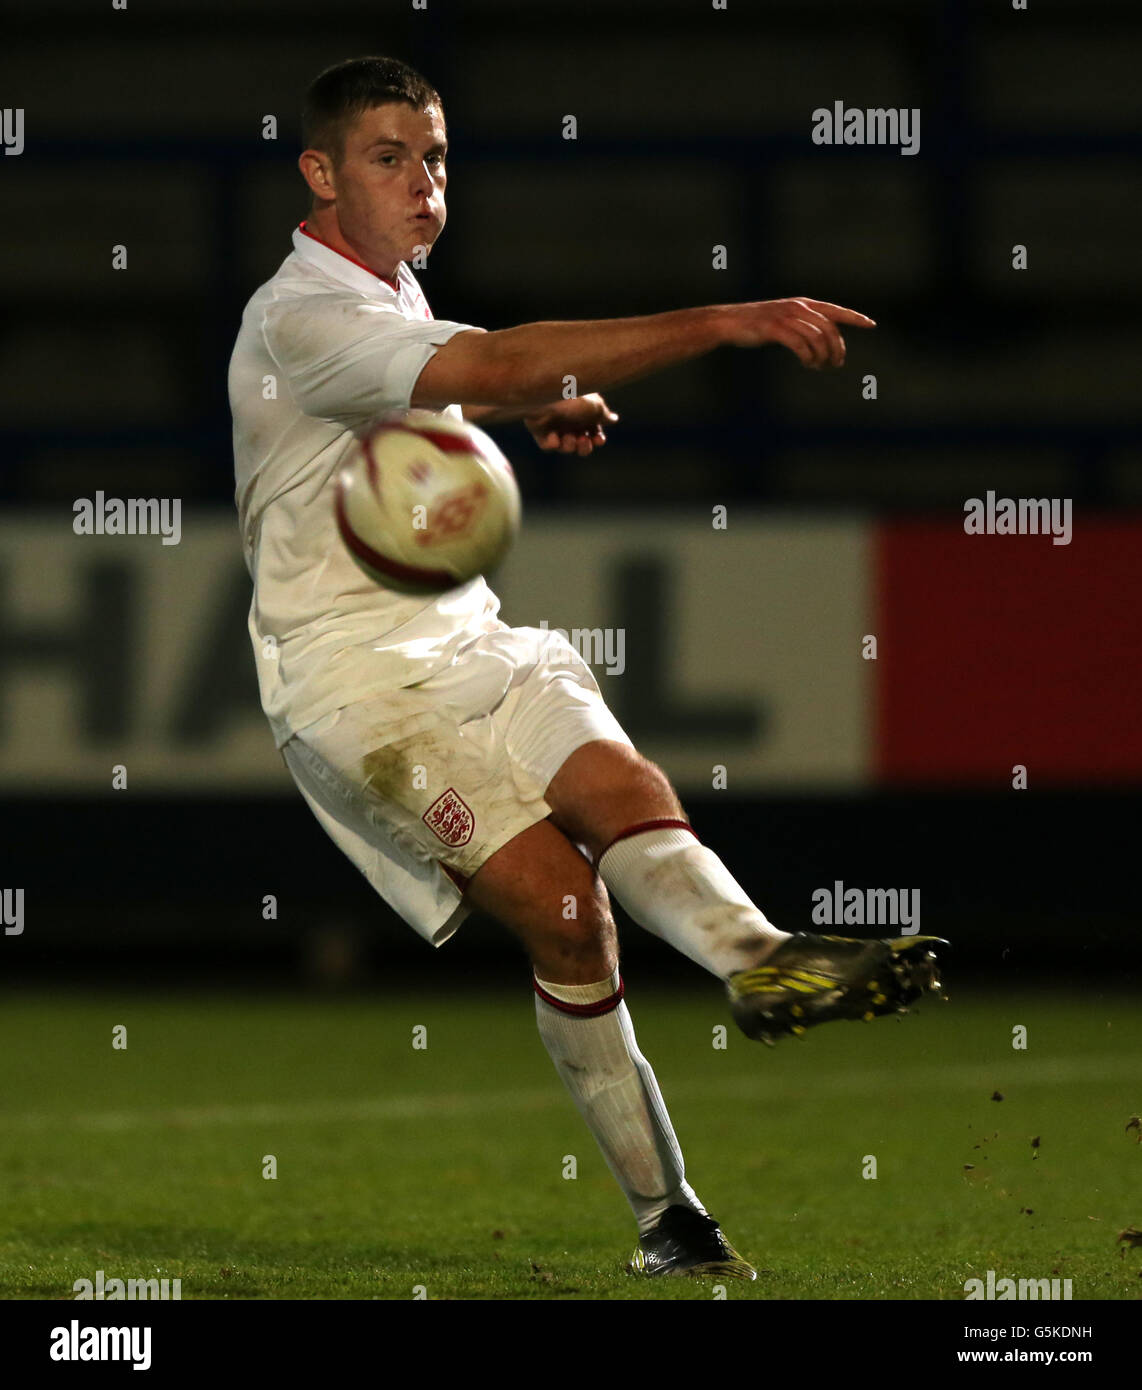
[616,750,678,816]
[539,883,618,981]
[543,932,617,983]
[550,741,682,833]
[630,751,681,808]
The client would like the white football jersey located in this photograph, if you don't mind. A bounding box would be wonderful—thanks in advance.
[229,223,503,749]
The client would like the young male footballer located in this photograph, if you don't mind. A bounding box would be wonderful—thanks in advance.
[229,55,943,1281]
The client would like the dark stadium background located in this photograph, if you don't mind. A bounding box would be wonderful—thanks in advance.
[1,0,1138,995]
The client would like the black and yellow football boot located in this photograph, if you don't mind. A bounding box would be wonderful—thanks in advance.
[728,932,946,1046]
[628,1205,757,1280]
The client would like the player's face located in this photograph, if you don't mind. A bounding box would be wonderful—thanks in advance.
[333,103,448,269]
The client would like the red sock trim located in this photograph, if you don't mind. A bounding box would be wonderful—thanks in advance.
[595,818,696,865]
[533,974,625,1017]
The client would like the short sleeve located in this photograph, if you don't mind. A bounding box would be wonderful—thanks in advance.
[262,292,484,431]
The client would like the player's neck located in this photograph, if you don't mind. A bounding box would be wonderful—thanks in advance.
[302,210,400,285]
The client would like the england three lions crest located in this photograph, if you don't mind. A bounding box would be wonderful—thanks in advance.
[423,788,474,846]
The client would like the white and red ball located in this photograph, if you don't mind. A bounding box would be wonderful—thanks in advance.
[335,410,522,594]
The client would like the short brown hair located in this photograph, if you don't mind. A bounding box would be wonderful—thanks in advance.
[302,56,442,164]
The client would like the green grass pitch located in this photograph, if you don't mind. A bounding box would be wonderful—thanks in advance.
[2,981,1139,1300]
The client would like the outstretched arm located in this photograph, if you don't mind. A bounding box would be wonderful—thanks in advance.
[418,298,875,415]
[439,297,873,456]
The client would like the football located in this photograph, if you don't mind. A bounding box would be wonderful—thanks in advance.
[334,409,522,594]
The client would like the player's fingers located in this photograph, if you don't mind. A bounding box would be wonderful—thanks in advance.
[797,299,876,328]
[576,434,594,457]
[766,322,822,369]
[560,434,579,453]
[788,318,831,368]
[542,431,560,449]
[792,305,845,366]
[768,323,818,369]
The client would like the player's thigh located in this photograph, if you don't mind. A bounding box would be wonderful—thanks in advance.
[466,817,618,983]
[544,738,685,858]
[496,628,650,846]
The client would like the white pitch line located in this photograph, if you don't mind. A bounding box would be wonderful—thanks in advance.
[2,1088,559,1134]
[2,1053,1135,1135]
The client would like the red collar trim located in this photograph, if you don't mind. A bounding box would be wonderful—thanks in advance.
[297,221,400,291]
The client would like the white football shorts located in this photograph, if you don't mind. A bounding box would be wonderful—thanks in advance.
[280,624,634,947]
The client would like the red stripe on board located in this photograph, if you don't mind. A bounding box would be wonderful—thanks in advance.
[875,517,1142,785]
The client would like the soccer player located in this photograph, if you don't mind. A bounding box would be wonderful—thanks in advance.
[229,56,942,1281]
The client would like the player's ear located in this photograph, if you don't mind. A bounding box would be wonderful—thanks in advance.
[299,149,336,203]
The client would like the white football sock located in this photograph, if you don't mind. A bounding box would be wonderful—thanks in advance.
[533,969,706,1236]
[598,823,791,978]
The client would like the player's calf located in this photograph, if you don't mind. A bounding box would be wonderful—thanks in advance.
[545,740,790,978]
[464,816,617,983]
[465,815,711,1241]
[540,741,948,1051]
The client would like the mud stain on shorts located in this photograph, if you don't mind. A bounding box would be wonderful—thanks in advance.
[362,724,461,808]
[362,741,416,804]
